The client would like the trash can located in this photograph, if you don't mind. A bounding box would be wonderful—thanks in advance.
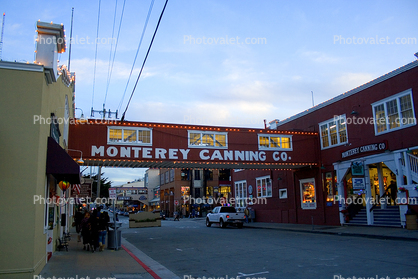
[108,228,122,249]
[108,221,122,249]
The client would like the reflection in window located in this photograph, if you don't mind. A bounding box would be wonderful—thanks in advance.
[108,127,152,145]
[300,178,316,209]
[258,134,292,150]
[319,115,348,149]
[256,176,272,198]
[188,131,228,148]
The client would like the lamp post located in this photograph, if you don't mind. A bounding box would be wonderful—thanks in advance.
[67,149,84,164]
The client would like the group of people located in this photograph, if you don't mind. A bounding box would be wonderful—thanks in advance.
[74,207,110,252]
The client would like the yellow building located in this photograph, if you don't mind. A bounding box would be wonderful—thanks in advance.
[0,21,80,278]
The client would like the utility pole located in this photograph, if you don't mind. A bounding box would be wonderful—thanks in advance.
[0,13,5,60]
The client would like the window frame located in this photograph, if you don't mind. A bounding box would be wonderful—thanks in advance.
[187,130,228,149]
[371,89,416,135]
[107,126,153,146]
[256,175,272,198]
[234,180,247,208]
[318,115,348,150]
[257,134,293,151]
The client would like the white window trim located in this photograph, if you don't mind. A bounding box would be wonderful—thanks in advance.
[187,130,228,149]
[257,134,293,151]
[256,175,272,198]
[318,114,348,150]
[234,180,247,208]
[279,188,288,199]
[300,178,317,210]
[371,89,416,135]
[107,126,153,146]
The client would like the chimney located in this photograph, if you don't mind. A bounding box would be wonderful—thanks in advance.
[35,21,66,83]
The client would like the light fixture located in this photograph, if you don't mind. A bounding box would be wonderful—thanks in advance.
[75,108,87,122]
[68,149,84,164]
[351,110,359,115]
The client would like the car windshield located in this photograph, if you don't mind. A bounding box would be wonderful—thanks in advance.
[220,207,236,213]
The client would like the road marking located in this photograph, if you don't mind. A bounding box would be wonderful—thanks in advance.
[237,271,269,278]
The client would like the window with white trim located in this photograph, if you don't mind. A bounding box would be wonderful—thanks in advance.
[372,89,416,135]
[319,115,348,149]
[108,127,152,145]
[258,134,292,150]
[234,180,247,208]
[188,131,228,148]
[256,176,272,198]
[300,178,316,209]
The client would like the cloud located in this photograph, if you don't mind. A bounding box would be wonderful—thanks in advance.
[300,51,340,64]
[332,72,375,92]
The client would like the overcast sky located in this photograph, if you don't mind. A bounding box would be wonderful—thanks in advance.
[2,0,417,185]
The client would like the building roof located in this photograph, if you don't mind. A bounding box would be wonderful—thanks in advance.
[277,59,418,127]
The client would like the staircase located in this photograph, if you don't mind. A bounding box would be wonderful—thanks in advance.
[348,206,401,227]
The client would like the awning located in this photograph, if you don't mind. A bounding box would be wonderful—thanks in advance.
[46,137,81,184]
[149,197,160,205]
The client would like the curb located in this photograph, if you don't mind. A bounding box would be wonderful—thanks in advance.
[244,225,418,242]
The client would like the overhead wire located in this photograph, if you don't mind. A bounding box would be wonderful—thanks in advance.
[91,0,102,115]
[117,0,155,113]
[103,0,119,109]
[121,0,169,122]
[103,0,126,109]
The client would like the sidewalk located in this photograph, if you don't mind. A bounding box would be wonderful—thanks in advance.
[38,230,179,279]
[244,221,418,241]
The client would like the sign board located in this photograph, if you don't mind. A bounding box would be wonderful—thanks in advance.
[353,178,366,194]
[352,161,364,176]
[341,141,388,159]
[174,200,179,205]
[109,188,117,199]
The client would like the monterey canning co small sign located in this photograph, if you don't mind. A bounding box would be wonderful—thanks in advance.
[341,141,388,159]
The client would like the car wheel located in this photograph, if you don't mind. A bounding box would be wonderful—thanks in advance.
[206,218,212,227]
[220,219,226,228]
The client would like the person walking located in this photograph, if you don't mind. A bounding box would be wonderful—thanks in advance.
[98,211,110,251]
[80,212,91,251]
[244,207,250,223]
[74,208,84,242]
[89,209,100,252]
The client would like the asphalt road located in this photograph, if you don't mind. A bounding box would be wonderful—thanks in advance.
[120,216,418,279]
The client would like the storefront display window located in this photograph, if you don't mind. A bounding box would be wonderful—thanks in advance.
[256,176,272,198]
[300,178,316,209]
[325,172,334,202]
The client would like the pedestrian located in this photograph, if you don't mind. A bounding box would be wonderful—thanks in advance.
[387,180,398,205]
[80,212,91,251]
[98,211,110,251]
[192,208,196,218]
[244,207,249,223]
[74,208,84,242]
[89,209,100,252]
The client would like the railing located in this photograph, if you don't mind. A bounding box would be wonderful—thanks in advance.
[370,191,389,212]
[407,153,418,176]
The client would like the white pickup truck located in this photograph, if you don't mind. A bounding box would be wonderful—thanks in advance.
[206,206,245,228]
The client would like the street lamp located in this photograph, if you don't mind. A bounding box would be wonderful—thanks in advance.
[68,149,84,164]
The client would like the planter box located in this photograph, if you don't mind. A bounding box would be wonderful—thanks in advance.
[405,215,418,230]
[129,212,161,228]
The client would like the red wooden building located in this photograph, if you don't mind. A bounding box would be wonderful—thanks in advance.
[233,57,418,227]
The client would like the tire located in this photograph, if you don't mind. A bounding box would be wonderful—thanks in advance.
[206,218,212,227]
[220,219,226,228]
[237,223,243,229]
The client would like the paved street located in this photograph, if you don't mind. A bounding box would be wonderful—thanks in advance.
[119,216,418,279]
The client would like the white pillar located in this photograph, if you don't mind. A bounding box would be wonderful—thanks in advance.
[377,163,386,209]
[364,164,374,225]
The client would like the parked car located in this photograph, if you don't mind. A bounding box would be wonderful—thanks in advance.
[152,210,166,220]
[206,206,245,228]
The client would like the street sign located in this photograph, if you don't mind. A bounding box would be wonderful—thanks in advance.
[72,184,81,195]
[174,200,179,205]
[109,188,117,199]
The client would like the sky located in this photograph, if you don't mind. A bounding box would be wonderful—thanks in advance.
[2,0,417,185]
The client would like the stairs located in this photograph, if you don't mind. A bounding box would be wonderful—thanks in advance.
[348,206,401,227]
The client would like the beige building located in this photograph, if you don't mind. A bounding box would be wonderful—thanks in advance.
[0,21,80,278]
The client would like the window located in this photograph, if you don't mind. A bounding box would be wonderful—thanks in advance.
[279,189,287,199]
[258,134,292,150]
[170,169,175,182]
[256,176,272,198]
[181,169,190,180]
[319,115,348,149]
[165,172,169,184]
[235,180,247,208]
[160,173,165,185]
[108,127,152,145]
[324,172,334,202]
[188,131,228,148]
[194,170,201,180]
[372,89,416,135]
[300,178,316,209]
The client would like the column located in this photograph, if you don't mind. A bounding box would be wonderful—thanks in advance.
[377,163,386,209]
[364,164,374,225]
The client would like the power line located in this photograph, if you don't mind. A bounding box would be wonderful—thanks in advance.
[121,0,169,122]
[103,0,119,110]
[118,0,155,113]
[91,0,102,115]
